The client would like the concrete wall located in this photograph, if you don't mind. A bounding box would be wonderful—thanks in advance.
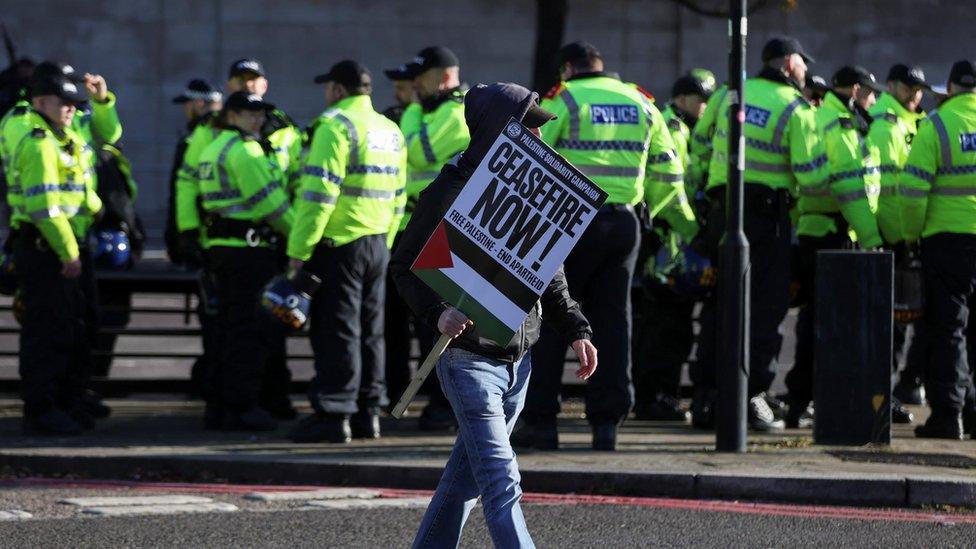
[2,0,971,238]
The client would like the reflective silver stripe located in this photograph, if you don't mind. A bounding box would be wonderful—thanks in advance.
[29,206,62,220]
[201,189,242,202]
[931,186,976,196]
[898,187,928,198]
[772,99,803,146]
[301,190,337,204]
[218,180,283,214]
[835,189,868,204]
[216,136,242,192]
[394,206,406,215]
[930,113,952,169]
[878,186,897,196]
[265,201,290,221]
[347,165,401,176]
[23,183,63,197]
[408,170,440,181]
[341,186,398,200]
[578,165,644,178]
[560,90,580,140]
[648,172,684,184]
[799,184,831,197]
[745,160,789,173]
[332,113,360,168]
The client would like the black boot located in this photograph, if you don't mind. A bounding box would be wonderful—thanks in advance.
[351,409,380,439]
[591,423,618,451]
[634,393,690,422]
[691,387,716,430]
[221,406,278,432]
[80,390,111,419]
[290,413,351,443]
[785,398,814,429]
[893,377,925,406]
[22,408,83,436]
[891,397,914,424]
[914,409,963,440]
[510,417,558,450]
[963,408,975,437]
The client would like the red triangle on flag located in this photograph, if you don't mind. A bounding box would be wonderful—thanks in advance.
[411,220,454,270]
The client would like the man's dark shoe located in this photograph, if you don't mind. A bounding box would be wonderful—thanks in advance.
[592,423,618,451]
[634,393,690,422]
[263,398,298,421]
[221,407,278,432]
[785,399,814,429]
[748,393,785,431]
[351,410,381,439]
[22,408,83,436]
[510,419,558,450]
[891,397,914,424]
[66,406,96,431]
[963,408,975,437]
[80,390,111,419]
[419,401,457,432]
[691,388,716,430]
[203,403,222,430]
[290,413,351,443]
[914,409,963,440]
[893,378,925,406]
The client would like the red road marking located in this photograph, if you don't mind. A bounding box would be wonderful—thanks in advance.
[3,477,974,524]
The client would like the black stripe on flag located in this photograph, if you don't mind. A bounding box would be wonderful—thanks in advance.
[443,222,538,314]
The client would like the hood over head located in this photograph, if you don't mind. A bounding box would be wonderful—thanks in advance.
[457,82,555,176]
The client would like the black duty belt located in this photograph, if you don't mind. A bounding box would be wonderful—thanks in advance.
[204,217,279,248]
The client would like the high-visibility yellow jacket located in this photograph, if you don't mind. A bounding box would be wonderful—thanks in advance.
[867,92,923,245]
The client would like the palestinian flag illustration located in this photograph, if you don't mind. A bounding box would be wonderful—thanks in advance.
[411,219,541,344]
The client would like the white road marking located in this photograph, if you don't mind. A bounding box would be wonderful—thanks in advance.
[303,497,431,510]
[0,510,32,520]
[244,489,382,502]
[59,495,214,507]
[82,502,239,517]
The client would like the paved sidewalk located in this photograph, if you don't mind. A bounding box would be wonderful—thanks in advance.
[1,397,974,508]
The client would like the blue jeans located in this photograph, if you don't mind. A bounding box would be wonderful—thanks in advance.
[412,347,535,549]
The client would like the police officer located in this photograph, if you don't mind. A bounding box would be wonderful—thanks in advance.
[175,59,298,420]
[165,79,222,264]
[10,70,101,434]
[380,63,417,125]
[196,91,294,431]
[901,60,976,440]
[394,46,471,430]
[633,71,714,421]
[783,65,884,427]
[868,64,930,419]
[694,36,826,431]
[287,61,407,443]
[514,41,690,450]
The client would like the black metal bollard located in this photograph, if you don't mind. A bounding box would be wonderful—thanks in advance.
[813,250,893,445]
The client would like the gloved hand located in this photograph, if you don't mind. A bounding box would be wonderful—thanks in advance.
[260,269,322,332]
[178,230,204,269]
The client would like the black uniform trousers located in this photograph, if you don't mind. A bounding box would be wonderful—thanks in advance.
[918,233,976,412]
[208,245,285,411]
[90,288,131,378]
[307,234,389,416]
[784,229,851,406]
[693,184,791,397]
[16,233,95,418]
[633,285,695,403]
[524,204,639,425]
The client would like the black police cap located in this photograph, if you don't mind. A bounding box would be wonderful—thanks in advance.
[761,36,814,64]
[832,65,883,93]
[173,79,222,104]
[671,74,714,99]
[314,60,372,91]
[949,60,976,88]
[223,91,274,112]
[29,72,88,104]
[383,62,420,81]
[33,61,84,83]
[403,46,460,78]
[228,58,265,79]
[805,74,830,92]
[556,41,602,67]
[886,64,930,90]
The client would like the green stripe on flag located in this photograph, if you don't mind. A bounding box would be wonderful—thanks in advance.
[415,268,517,345]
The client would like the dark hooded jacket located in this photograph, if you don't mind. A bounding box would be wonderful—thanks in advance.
[390,83,592,362]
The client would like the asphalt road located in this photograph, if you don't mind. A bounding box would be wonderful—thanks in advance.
[0,481,972,548]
